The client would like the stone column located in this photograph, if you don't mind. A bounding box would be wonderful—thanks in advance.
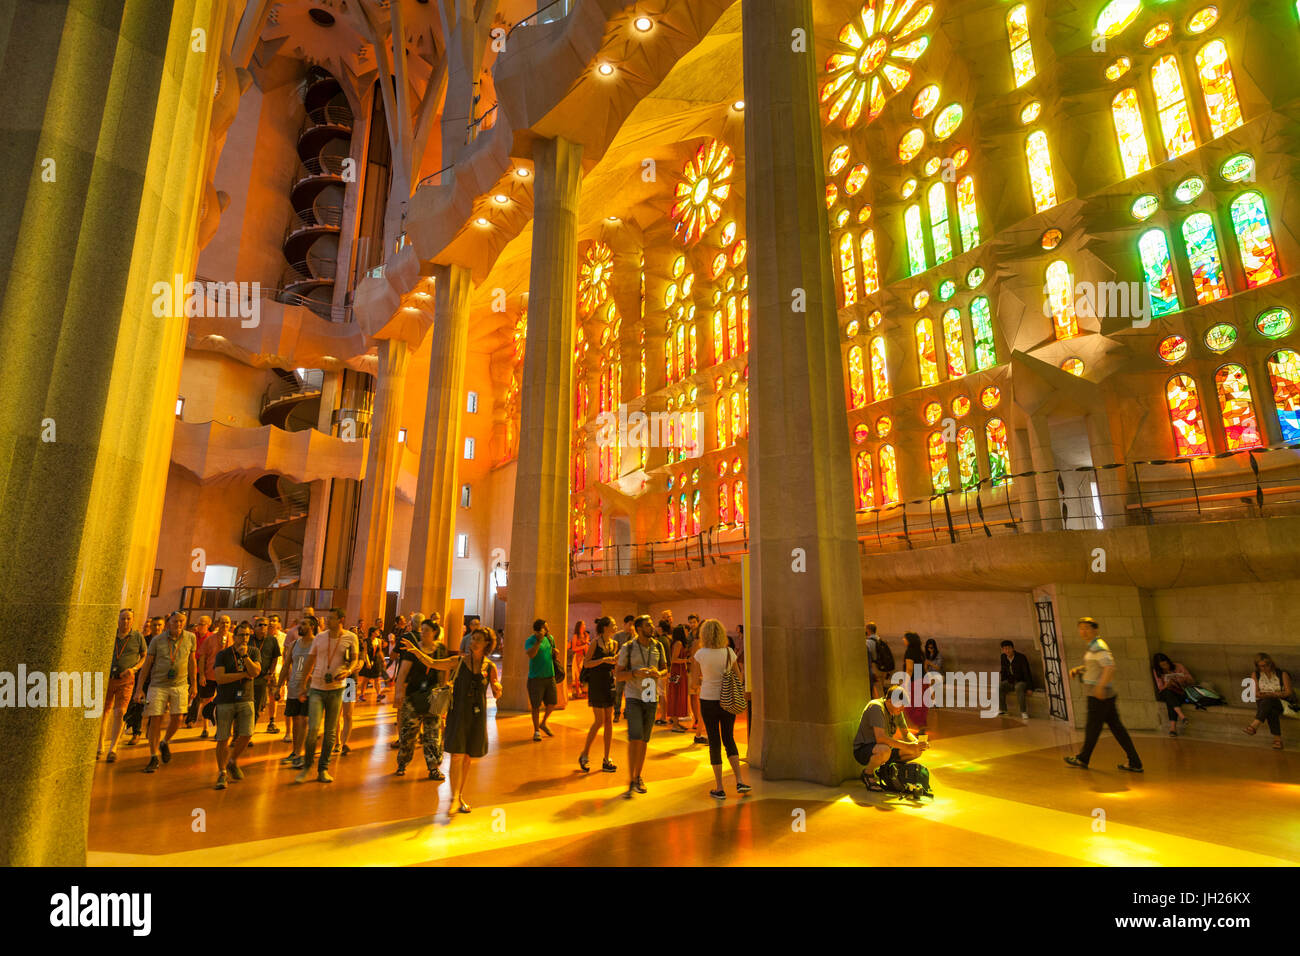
[1085,411,1127,528]
[502,136,582,711]
[0,0,227,865]
[742,0,867,785]
[1027,414,1062,531]
[405,264,472,623]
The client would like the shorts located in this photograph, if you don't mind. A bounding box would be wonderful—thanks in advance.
[216,701,255,739]
[527,676,557,708]
[285,696,308,718]
[145,684,186,718]
[105,674,135,714]
[624,698,657,742]
[853,742,901,766]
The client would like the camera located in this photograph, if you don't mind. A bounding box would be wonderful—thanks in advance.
[110,665,122,680]
[324,672,334,683]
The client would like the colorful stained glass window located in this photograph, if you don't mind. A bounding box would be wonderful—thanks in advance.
[966,266,985,288]
[1045,260,1078,339]
[955,176,980,252]
[1182,213,1229,304]
[932,104,963,140]
[899,128,926,162]
[1215,364,1261,450]
[712,311,725,364]
[1106,57,1131,81]
[670,140,734,246]
[821,0,933,128]
[860,231,880,296]
[970,296,996,370]
[828,145,850,176]
[667,498,676,538]
[1152,56,1196,160]
[1220,153,1255,183]
[879,444,900,504]
[1188,7,1219,33]
[838,232,858,307]
[929,183,952,264]
[942,308,967,378]
[1174,176,1205,204]
[732,240,747,267]
[913,290,931,310]
[845,164,869,195]
[1204,323,1237,353]
[716,396,729,447]
[856,451,874,509]
[691,490,701,534]
[710,252,728,278]
[716,482,730,526]
[1229,192,1283,288]
[923,401,943,425]
[1138,229,1181,317]
[731,390,744,439]
[1062,358,1085,376]
[1256,308,1293,339]
[986,418,1010,484]
[952,395,971,418]
[1041,228,1063,250]
[1007,4,1036,87]
[905,204,927,275]
[1132,195,1160,221]
[1026,131,1057,212]
[726,297,740,358]
[1112,89,1152,178]
[1166,374,1211,456]
[957,426,979,488]
[979,385,1000,409]
[916,318,941,386]
[688,324,698,374]
[927,431,950,493]
[1267,350,1300,441]
[848,345,867,409]
[876,415,892,438]
[858,205,873,224]
[1097,0,1142,39]
[913,84,940,118]
[741,295,749,352]
[1144,22,1172,47]
[1021,101,1041,125]
[938,280,956,302]
[870,337,890,400]
[854,423,871,443]
[1158,334,1188,364]
[826,183,839,209]
[834,208,851,228]
[1196,40,1243,139]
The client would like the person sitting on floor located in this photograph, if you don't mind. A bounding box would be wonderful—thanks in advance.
[852,682,929,791]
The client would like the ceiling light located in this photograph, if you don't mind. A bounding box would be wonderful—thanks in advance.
[493,193,509,204]
[607,215,620,222]
[732,100,745,111]
[475,217,488,226]
[633,16,653,32]
[597,62,615,76]
[515,167,530,178]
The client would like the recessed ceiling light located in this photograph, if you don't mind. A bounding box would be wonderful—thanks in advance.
[493,193,509,203]
[606,215,620,222]
[515,167,530,178]
[597,62,615,76]
[475,217,488,226]
[732,100,745,111]
[633,15,653,32]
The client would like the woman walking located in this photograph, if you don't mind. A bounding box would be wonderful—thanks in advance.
[1151,653,1192,737]
[357,626,387,704]
[433,627,502,813]
[578,616,619,774]
[667,625,692,732]
[691,619,751,799]
[394,620,451,779]
[570,620,590,700]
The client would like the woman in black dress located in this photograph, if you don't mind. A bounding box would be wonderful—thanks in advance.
[356,627,387,703]
[577,616,619,774]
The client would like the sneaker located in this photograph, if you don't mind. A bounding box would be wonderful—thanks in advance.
[1169,730,1178,737]
[428,768,445,781]
[318,770,334,783]
[1064,756,1088,769]
[159,741,171,764]
[395,764,406,776]
[1020,712,1030,720]
[105,751,117,764]
[226,762,244,781]
[290,755,304,770]
[540,724,553,737]
[737,782,752,794]
[693,735,708,744]
[533,731,541,742]
[1117,763,1144,773]
[144,756,159,773]
[199,728,209,740]
[214,773,227,790]
[709,789,726,800]
[294,768,311,784]
[601,759,617,773]
[578,755,590,773]
[266,724,279,735]
[341,744,350,756]
[634,778,647,794]
[279,755,297,766]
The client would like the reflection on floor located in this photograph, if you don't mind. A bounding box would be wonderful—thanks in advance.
[87,696,1300,866]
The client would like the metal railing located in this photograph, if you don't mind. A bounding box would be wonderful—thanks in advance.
[300,105,353,132]
[569,445,1300,577]
[236,554,303,589]
[280,259,337,290]
[291,156,349,188]
[283,205,343,242]
[242,490,310,540]
[416,164,455,190]
[467,103,498,144]
[179,585,336,616]
[506,0,570,38]
[190,274,352,323]
[260,368,324,415]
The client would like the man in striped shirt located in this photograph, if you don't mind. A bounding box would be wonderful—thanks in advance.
[1064,618,1143,773]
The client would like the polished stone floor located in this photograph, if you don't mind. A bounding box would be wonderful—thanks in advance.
[86,694,1300,866]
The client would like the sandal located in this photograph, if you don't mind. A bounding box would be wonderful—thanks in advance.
[1243,725,1257,736]
[1272,739,1284,750]
[861,770,886,792]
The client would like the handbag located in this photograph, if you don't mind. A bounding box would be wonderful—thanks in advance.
[551,640,565,684]
[719,648,747,715]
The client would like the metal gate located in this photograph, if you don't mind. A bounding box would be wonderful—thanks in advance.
[1035,599,1070,721]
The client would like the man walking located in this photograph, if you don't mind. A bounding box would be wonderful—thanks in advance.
[248,617,281,734]
[135,612,198,773]
[212,621,261,789]
[524,619,557,741]
[614,615,667,798]
[294,608,359,784]
[1065,617,1143,773]
[99,609,147,763]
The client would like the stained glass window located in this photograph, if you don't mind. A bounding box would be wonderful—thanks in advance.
[856,451,874,510]
[942,308,967,378]
[731,391,744,441]
[1267,350,1300,441]
[688,324,698,374]
[1229,192,1283,288]
[741,295,749,352]
[1007,5,1036,87]
[879,445,900,505]
[726,297,740,358]
[667,498,676,539]
[979,385,1000,409]
[679,493,689,537]
[1026,131,1057,212]
[713,311,725,364]
[860,230,880,295]
[1182,213,1229,304]
[927,431,950,493]
[1196,40,1243,139]
[1158,334,1188,364]
[1045,260,1078,339]
[957,426,979,488]
[916,318,941,386]
[734,479,746,525]
[848,345,867,409]
[956,176,980,251]
[1138,229,1180,317]
[716,396,729,447]
[1112,89,1152,178]
[1152,56,1196,160]
[1097,0,1142,40]
[970,296,996,370]
[1166,374,1211,456]
[929,183,953,264]
[838,232,858,307]
[905,204,927,275]
[828,145,850,176]
[870,337,890,401]
[933,105,963,140]
[986,418,1010,484]
[1256,308,1293,339]
[1215,364,1261,450]
[718,483,730,527]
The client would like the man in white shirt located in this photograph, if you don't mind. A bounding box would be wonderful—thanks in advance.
[613,615,667,799]
[293,608,359,784]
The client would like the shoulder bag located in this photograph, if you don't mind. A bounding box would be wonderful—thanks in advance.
[551,637,565,684]
[719,648,747,715]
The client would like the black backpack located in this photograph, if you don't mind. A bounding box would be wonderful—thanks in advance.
[876,761,933,798]
[875,639,895,674]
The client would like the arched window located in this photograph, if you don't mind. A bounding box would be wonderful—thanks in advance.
[730,391,744,441]
[691,490,701,535]
[638,330,646,396]
[675,325,687,379]
[1138,229,1180,317]
[1111,88,1152,178]
[1229,192,1283,288]
[1152,55,1196,159]
[734,479,746,525]
[1025,131,1058,212]
[1196,40,1243,139]
[838,232,858,307]
[712,311,725,364]
[1007,4,1036,88]
[1045,260,1078,339]
[740,295,749,353]
[957,426,979,488]
[848,345,868,409]
[726,297,740,358]
[573,504,585,551]
[905,205,927,275]
[688,324,698,374]
[879,445,901,505]
[942,308,967,378]
[1267,350,1300,442]
[986,418,1010,484]
[1166,374,1211,456]
[870,337,891,400]
[667,497,676,539]
[1215,364,1261,451]
[916,318,940,386]
[679,493,689,537]
[855,451,873,510]
[956,176,980,251]
[664,334,674,385]
[1182,213,1229,304]
[860,230,880,295]
[595,507,603,549]
[718,482,730,527]
[927,431,950,493]
[928,183,953,264]
[970,296,996,369]
[574,441,586,492]
[716,395,729,448]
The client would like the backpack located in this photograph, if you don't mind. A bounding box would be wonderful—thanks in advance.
[875,639,895,674]
[875,761,933,799]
